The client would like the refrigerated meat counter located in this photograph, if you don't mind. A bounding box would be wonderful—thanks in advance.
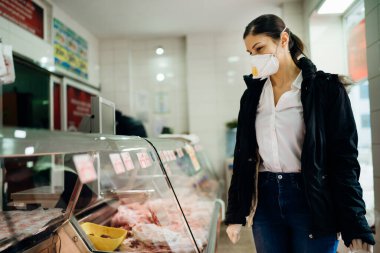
[0,128,222,253]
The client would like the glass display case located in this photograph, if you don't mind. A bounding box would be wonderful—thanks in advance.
[1,128,222,253]
[71,135,199,253]
[146,138,222,253]
[0,128,110,252]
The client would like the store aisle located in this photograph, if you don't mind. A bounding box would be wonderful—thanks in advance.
[218,224,256,253]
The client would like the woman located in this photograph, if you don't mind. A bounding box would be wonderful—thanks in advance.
[225,14,375,253]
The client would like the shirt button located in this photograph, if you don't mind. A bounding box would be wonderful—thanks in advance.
[309,234,313,239]
[278,175,283,180]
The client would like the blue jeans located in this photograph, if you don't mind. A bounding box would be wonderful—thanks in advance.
[252,172,339,253]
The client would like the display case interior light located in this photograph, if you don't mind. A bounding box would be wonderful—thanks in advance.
[317,0,355,14]
[156,47,164,55]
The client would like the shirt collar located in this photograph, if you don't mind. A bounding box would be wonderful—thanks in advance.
[292,71,303,90]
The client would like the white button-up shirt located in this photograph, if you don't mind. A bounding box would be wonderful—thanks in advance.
[256,71,305,173]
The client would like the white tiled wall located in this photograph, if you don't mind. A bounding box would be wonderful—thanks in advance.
[365,0,380,251]
[99,37,188,137]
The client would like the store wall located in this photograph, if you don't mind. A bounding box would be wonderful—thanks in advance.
[365,0,380,250]
[309,15,346,74]
[186,2,305,177]
[99,37,188,137]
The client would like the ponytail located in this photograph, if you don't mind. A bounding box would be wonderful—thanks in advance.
[288,30,305,68]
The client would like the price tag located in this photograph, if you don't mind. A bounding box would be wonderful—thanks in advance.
[164,150,171,161]
[137,152,152,168]
[159,151,166,162]
[121,152,135,171]
[73,154,97,184]
[170,150,176,161]
[164,163,172,176]
[144,152,152,167]
[109,153,126,174]
[176,148,184,158]
[185,145,201,171]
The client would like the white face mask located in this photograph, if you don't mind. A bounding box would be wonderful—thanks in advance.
[250,26,287,80]
[250,53,279,80]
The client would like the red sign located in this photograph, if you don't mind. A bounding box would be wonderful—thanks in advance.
[53,83,61,130]
[66,85,93,131]
[0,0,44,39]
[347,19,368,82]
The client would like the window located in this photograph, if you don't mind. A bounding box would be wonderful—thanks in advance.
[361,114,370,128]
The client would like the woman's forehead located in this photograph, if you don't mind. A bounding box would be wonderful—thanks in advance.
[244,34,272,48]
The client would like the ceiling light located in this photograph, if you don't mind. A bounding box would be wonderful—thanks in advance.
[317,0,355,14]
[156,47,164,55]
[40,57,49,64]
[156,73,165,82]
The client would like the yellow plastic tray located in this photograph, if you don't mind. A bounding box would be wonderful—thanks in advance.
[81,222,127,251]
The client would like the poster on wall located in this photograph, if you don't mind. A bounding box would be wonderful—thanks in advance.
[53,18,88,80]
[66,85,93,131]
[0,0,44,39]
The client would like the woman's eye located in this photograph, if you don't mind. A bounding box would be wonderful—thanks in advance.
[257,47,262,52]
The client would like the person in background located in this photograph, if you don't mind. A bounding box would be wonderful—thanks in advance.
[115,110,147,137]
[225,14,374,253]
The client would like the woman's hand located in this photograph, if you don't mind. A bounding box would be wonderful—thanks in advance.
[226,224,242,244]
[349,239,373,253]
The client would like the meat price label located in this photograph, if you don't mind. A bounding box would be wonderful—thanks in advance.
[109,153,126,174]
[73,154,97,183]
[176,148,184,158]
[121,152,135,171]
[137,152,152,168]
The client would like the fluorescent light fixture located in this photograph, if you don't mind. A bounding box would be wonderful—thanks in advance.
[14,130,26,138]
[156,73,165,82]
[318,0,355,14]
[156,47,164,55]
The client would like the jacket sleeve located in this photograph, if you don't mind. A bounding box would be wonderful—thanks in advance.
[326,76,375,247]
[224,90,248,226]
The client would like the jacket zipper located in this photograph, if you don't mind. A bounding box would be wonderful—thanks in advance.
[246,151,261,226]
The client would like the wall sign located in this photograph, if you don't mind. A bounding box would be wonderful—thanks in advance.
[0,0,44,39]
[53,18,88,79]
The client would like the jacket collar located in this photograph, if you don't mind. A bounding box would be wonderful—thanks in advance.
[243,57,317,89]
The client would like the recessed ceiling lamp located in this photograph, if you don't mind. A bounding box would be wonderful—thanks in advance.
[317,0,355,14]
[156,47,164,55]
[156,73,165,82]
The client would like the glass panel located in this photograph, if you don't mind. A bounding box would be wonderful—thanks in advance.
[344,1,374,226]
[147,138,220,251]
[73,136,198,253]
[2,59,50,129]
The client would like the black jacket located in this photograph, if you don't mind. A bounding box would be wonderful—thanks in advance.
[225,57,375,247]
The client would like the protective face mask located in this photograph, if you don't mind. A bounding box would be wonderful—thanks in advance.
[250,53,279,80]
[250,26,287,80]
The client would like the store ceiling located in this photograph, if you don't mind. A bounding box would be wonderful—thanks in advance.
[51,0,293,38]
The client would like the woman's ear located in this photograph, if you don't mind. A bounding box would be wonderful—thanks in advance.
[281,32,289,48]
